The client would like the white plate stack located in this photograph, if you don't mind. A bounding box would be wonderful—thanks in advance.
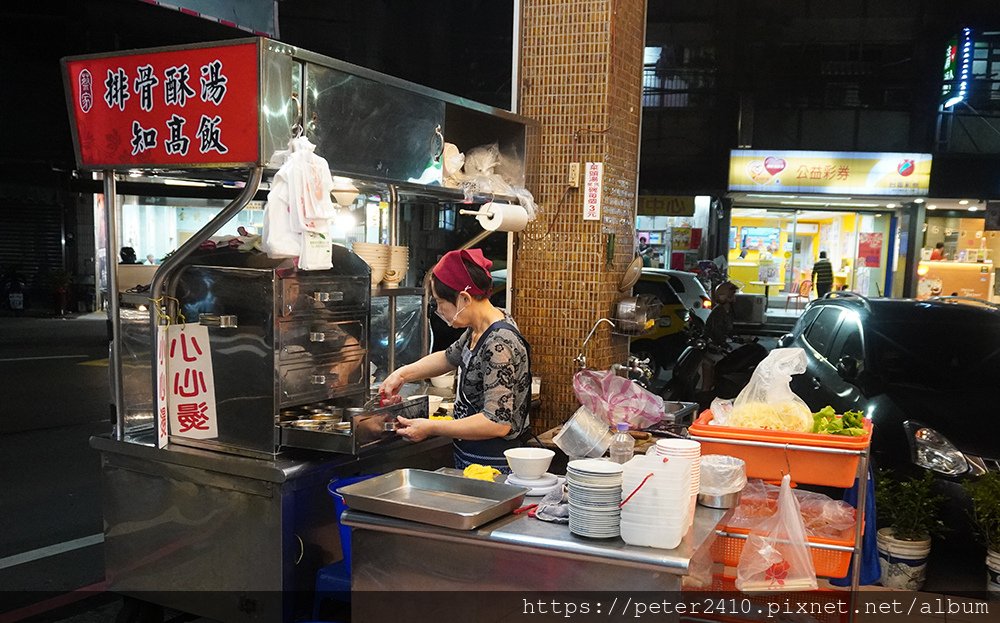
[566,459,624,538]
[619,454,693,549]
[653,438,701,528]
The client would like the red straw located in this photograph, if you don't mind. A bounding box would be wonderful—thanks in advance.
[620,472,655,508]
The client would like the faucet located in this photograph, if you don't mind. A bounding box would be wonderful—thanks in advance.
[612,355,654,387]
[574,318,616,369]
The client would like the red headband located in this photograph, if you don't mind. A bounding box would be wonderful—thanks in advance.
[433,249,493,296]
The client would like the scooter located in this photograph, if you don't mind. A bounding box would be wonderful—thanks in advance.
[1,265,26,315]
[660,302,768,409]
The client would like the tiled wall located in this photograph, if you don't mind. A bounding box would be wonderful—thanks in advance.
[515,0,647,431]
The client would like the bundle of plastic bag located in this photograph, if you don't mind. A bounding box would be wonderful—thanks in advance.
[728,479,856,540]
[262,136,335,270]
[572,369,664,429]
[736,474,818,591]
[728,348,812,432]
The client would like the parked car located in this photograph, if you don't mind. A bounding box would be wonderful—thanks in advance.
[776,293,1000,552]
[629,269,713,375]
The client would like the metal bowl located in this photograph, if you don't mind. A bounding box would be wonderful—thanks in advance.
[285,419,325,430]
[697,491,742,509]
[309,413,340,422]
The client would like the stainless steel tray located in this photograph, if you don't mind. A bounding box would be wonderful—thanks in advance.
[336,468,529,530]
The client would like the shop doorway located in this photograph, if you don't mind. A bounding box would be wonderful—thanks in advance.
[728,207,895,315]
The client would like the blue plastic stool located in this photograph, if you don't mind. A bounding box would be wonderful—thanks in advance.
[313,474,378,620]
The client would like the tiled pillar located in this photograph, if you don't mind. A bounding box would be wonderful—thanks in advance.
[514,0,647,432]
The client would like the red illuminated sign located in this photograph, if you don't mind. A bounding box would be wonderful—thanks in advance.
[63,41,260,168]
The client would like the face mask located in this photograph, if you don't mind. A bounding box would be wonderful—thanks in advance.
[434,287,470,328]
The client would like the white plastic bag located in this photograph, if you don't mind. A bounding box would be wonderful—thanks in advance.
[729,348,812,432]
[735,474,818,591]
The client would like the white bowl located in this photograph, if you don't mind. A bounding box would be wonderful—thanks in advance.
[408,394,444,414]
[504,447,555,480]
[429,372,455,388]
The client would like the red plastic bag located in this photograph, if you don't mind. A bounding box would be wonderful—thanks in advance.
[572,369,663,429]
[735,474,818,591]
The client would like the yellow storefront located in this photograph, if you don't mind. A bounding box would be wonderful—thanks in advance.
[726,150,932,303]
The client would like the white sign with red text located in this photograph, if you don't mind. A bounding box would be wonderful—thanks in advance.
[166,324,218,439]
[156,325,169,448]
[583,162,603,221]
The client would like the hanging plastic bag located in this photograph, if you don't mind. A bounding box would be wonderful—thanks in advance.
[572,369,664,430]
[736,474,818,592]
[729,348,812,432]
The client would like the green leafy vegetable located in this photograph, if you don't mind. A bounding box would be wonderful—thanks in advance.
[812,406,866,436]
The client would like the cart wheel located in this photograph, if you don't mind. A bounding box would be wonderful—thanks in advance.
[116,597,164,623]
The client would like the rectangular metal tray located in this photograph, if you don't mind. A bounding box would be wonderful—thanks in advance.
[336,468,529,530]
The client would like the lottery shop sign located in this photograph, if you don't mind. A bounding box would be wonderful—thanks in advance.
[62,40,260,168]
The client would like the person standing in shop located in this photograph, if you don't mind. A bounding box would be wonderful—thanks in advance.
[930,242,946,261]
[812,251,834,299]
[380,249,532,472]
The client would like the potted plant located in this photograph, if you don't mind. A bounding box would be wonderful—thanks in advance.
[874,470,945,590]
[964,472,1000,593]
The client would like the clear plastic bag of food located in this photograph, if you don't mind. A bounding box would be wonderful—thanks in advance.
[729,348,812,432]
[729,479,856,540]
[572,369,664,429]
[736,474,818,591]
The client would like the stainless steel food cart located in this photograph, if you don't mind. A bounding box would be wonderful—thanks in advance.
[61,37,533,622]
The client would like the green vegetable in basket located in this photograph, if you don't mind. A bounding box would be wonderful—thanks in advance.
[811,406,866,436]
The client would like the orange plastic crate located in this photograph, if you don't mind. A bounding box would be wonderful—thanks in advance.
[710,525,855,579]
[688,410,872,487]
[685,576,850,623]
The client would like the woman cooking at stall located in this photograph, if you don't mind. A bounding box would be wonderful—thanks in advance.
[379,249,532,472]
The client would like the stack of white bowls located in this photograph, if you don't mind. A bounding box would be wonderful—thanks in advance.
[383,245,409,287]
[566,459,623,538]
[619,454,693,549]
[653,438,701,528]
[352,242,389,286]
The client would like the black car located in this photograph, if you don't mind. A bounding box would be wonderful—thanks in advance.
[777,293,1000,551]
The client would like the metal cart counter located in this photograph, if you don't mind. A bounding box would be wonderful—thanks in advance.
[91,434,451,622]
[342,504,727,592]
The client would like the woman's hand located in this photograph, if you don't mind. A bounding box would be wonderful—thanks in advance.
[395,416,436,442]
[379,366,407,400]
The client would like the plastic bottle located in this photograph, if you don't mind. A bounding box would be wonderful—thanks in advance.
[609,423,635,464]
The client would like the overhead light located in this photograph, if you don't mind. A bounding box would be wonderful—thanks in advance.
[927,205,938,210]
[886,203,897,208]
[163,179,209,187]
[968,206,979,212]
[959,199,970,205]
[746,194,798,199]
[914,198,925,204]
[779,201,880,208]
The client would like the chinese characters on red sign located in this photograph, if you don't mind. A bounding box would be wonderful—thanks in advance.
[63,42,260,167]
[583,162,603,221]
[165,324,218,439]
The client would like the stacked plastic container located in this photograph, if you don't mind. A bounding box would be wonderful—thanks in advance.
[653,438,702,528]
[618,454,693,549]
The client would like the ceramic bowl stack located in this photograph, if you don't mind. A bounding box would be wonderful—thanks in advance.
[619,454,693,549]
[383,245,409,287]
[352,242,389,286]
[566,459,624,538]
[653,438,701,528]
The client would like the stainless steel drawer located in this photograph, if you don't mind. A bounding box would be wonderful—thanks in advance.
[278,354,366,406]
[278,277,369,319]
[278,318,366,361]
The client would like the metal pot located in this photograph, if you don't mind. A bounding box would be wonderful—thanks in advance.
[612,294,662,335]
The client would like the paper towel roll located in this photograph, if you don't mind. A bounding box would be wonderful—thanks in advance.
[477,202,529,232]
